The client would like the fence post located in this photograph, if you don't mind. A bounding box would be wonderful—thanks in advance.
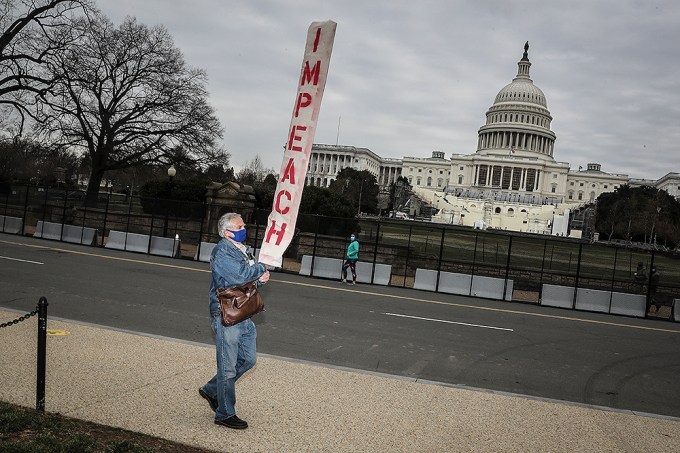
[435,227,446,292]
[196,215,205,260]
[59,187,68,241]
[608,247,619,313]
[310,215,320,277]
[502,235,513,301]
[572,242,584,309]
[22,185,30,236]
[101,191,111,246]
[371,221,381,284]
[645,251,656,317]
[147,206,155,254]
[468,232,479,295]
[403,225,412,287]
[36,296,48,413]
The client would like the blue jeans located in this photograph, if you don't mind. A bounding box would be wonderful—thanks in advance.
[202,312,257,420]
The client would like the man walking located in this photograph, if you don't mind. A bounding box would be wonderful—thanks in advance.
[199,213,269,429]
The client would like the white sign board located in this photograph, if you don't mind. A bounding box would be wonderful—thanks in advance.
[258,21,337,267]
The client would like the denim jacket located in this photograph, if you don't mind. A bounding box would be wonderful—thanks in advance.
[209,238,266,313]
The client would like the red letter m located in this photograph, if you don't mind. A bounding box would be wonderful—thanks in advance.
[300,60,320,86]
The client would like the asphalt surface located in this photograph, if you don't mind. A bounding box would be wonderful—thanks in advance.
[2,233,680,419]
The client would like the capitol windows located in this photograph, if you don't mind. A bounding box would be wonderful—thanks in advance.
[416,177,421,185]
[459,166,464,171]
[570,182,574,186]
[507,208,514,216]
[551,186,556,193]
[437,178,443,187]
[495,207,501,214]
[439,170,443,174]
[579,182,584,187]
[604,185,608,189]
[427,177,432,186]
[418,168,422,173]
[568,191,574,200]
[429,170,433,174]
[578,192,583,200]
[458,175,463,184]
[408,177,413,184]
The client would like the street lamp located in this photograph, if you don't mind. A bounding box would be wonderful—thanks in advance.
[163,165,177,236]
[357,177,365,216]
[650,206,661,245]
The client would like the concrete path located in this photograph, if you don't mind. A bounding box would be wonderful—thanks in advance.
[1,309,678,452]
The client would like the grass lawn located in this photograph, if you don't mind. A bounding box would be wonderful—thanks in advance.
[0,401,216,453]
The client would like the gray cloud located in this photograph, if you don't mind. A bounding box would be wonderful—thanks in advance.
[99,0,680,179]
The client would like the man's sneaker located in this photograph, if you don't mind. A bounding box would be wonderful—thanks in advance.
[198,388,218,412]
[215,415,248,429]
[351,281,356,285]
[341,278,346,283]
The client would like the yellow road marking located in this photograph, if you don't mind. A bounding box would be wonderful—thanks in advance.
[3,238,679,334]
[47,329,70,336]
[0,239,210,273]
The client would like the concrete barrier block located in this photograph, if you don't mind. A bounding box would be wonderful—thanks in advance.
[61,224,98,245]
[356,262,392,285]
[311,257,343,279]
[575,288,610,313]
[414,268,438,291]
[105,230,127,251]
[438,272,472,296]
[0,215,23,234]
[471,275,513,301]
[150,236,180,258]
[124,233,151,253]
[674,299,679,322]
[299,255,312,275]
[298,255,390,285]
[541,284,575,308]
[195,242,217,262]
[34,221,63,241]
[610,292,646,318]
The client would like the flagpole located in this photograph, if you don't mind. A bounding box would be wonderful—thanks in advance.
[335,116,341,145]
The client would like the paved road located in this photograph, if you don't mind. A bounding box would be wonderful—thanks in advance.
[2,233,680,418]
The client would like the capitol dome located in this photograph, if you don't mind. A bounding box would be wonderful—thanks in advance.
[476,42,556,161]
[494,78,547,108]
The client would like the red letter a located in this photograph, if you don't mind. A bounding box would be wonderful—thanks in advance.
[281,158,296,184]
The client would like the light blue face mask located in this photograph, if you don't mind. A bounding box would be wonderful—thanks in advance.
[228,228,247,243]
[350,235,356,241]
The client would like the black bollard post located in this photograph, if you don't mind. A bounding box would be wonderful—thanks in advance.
[36,297,48,413]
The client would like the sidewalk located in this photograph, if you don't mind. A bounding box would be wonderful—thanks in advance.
[1,309,678,452]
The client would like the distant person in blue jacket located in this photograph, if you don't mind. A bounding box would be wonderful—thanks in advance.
[341,233,360,285]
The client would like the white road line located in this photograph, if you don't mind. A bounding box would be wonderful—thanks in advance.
[0,255,44,265]
[383,312,514,332]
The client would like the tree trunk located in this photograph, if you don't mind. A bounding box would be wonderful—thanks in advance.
[84,167,106,207]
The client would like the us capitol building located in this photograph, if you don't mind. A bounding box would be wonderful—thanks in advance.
[305,43,679,236]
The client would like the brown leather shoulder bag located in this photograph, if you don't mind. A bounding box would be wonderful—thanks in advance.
[216,282,265,326]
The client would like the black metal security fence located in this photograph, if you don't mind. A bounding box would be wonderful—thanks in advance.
[1,185,678,320]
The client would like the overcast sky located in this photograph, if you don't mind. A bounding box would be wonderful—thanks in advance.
[98,0,680,180]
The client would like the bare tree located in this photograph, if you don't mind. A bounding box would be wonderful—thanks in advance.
[35,14,225,205]
[0,0,88,133]
[236,155,274,186]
